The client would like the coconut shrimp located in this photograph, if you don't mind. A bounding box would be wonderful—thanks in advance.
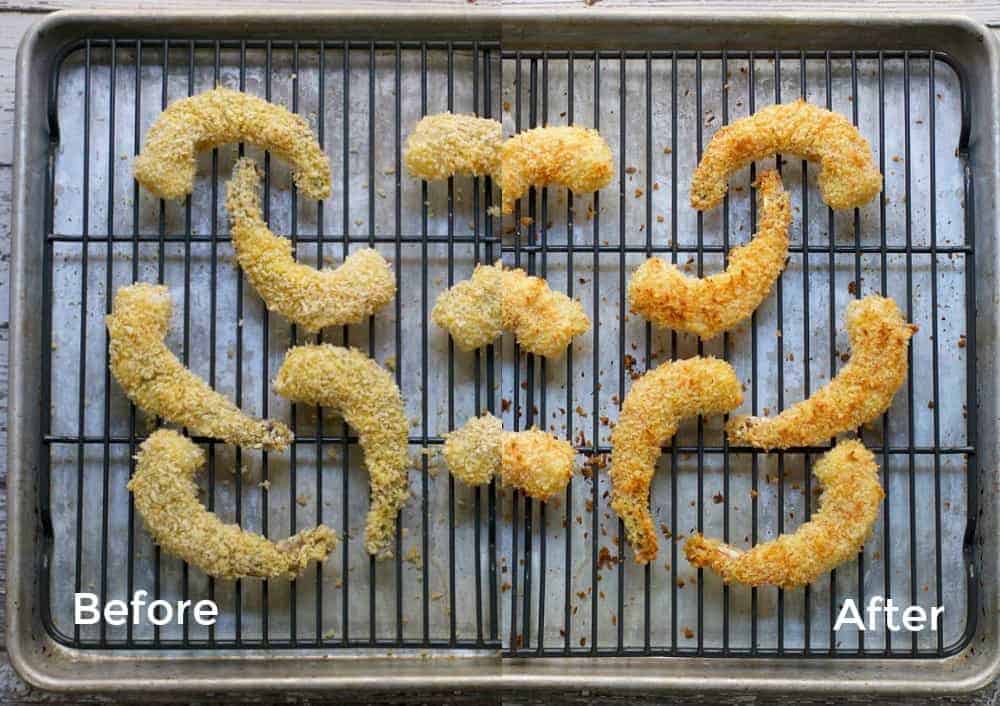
[226,158,395,332]
[273,344,409,559]
[130,430,336,580]
[107,283,292,451]
[610,357,743,564]
[629,170,791,339]
[727,295,916,450]
[690,99,881,212]
[685,440,883,588]
[403,112,503,181]
[499,125,614,215]
[134,87,330,201]
[442,413,576,502]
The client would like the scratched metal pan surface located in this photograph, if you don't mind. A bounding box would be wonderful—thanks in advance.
[8,9,999,696]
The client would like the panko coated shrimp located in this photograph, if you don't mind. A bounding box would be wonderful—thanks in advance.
[107,283,292,451]
[403,112,503,180]
[134,87,330,201]
[227,158,395,332]
[130,430,336,580]
[685,440,883,588]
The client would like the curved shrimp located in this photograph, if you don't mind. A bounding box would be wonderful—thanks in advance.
[403,112,502,180]
[690,99,881,212]
[273,345,409,559]
[430,261,504,352]
[499,125,614,215]
[727,295,916,450]
[134,87,330,201]
[442,413,575,502]
[106,283,292,451]
[610,357,743,564]
[226,158,395,332]
[629,169,791,339]
[685,439,883,588]
[130,430,336,580]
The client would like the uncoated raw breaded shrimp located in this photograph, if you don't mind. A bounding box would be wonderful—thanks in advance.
[106,283,292,451]
[130,429,336,580]
[134,87,331,201]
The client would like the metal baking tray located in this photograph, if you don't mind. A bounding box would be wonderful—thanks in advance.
[8,8,999,696]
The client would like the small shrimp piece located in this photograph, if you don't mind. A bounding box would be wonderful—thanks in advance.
[404,112,503,180]
[727,295,917,450]
[432,264,590,358]
[499,125,614,215]
[691,99,881,211]
[431,262,504,351]
[273,345,409,559]
[107,283,292,451]
[134,87,330,201]
[685,439,883,588]
[130,430,336,580]
[611,357,743,564]
[442,413,575,502]
[227,158,395,332]
[501,267,591,358]
[629,170,791,339]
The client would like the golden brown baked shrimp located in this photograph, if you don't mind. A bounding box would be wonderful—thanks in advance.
[629,170,791,339]
[690,99,881,211]
[442,413,576,502]
[727,295,916,450]
[610,357,743,564]
[403,112,503,180]
[134,87,330,201]
[273,344,409,559]
[499,125,614,215]
[226,158,395,332]
[130,429,336,580]
[107,283,292,451]
[685,439,883,588]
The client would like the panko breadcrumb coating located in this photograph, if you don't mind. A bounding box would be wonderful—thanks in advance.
[690,99,881,212]
[685,440,883,588]
[107,283,292,450]
[611,357,743,564]
[130,430,336,580]
[629,170,791,339]
[273,345,409,559]
[134,88,331,201]
[499,125,614,215]
[431,262,504,351]
[403,113,502,180]
[727,295,916,450]
[500,267,591,358]
[432,263,590,357]
[227,158,395,332]
[442,413,576,501]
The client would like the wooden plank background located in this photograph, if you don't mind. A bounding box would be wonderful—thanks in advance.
[0,1,996,702]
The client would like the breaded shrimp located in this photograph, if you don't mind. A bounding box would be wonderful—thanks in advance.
[432,263,590,358]
[431,262,504,351]
[690,99,881,211]
[629,170,791,339]
[404,112,502,180]
[727,295,916,450]
[610,357,743,564]
[442,413,576,502]
[134,87,330,201]
[107,283,292,451]
[499,125,614,215]
[273,345,409,559]
[226,158,395,332]
[130,429,336,580]
[501,267,591,358]
[685,439,883,588]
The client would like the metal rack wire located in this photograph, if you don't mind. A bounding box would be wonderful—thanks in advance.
[39,36,976,660]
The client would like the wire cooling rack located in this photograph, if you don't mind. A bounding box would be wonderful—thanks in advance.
[40,37,976,660]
